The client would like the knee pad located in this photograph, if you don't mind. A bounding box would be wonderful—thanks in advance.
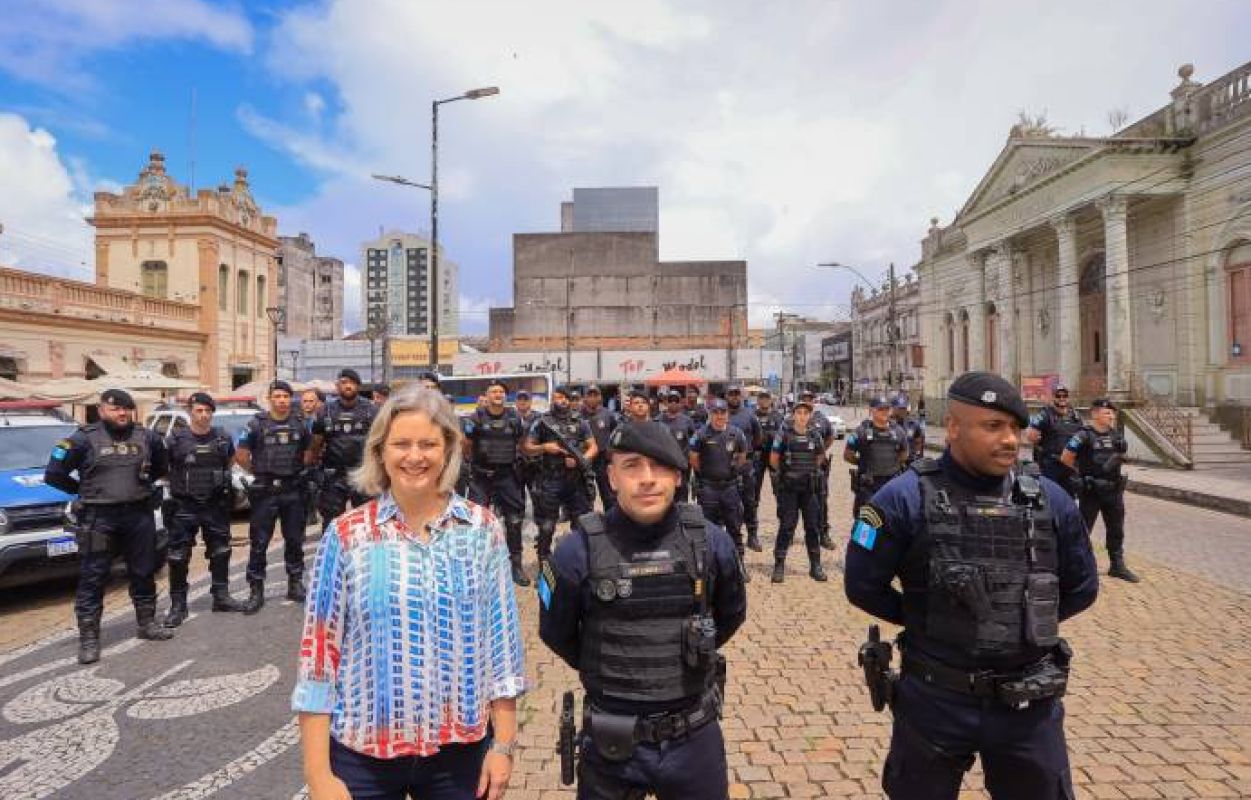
[166,546,191,566]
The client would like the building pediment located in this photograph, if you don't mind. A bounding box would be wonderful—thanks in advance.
[956,138,1102,222]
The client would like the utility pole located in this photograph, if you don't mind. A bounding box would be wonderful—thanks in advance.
[565,272,573,385]
[887,261,898,390]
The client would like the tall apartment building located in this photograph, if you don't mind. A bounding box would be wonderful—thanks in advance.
[277,232,344,340]
[360,231,458,339]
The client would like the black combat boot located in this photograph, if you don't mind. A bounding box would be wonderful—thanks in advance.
[77,613,102,665]
[1108,552,1140,583]
[771,559,786,584]
[243,579,265,615]
[208,554,246,611]
[819,531,836,551]
[210,585,247,612]
[510,556,531,587]
[287,576,307,602]
[163,592,189,627]
[809,551,828,582]
[746,525,763,552]
[135,602,174,641]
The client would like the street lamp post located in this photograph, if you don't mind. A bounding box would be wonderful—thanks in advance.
[286,349,300,381]
[817,261,898,390]
[264,306,285,381]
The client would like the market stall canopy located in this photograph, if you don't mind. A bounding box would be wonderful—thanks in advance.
[643,368,707,388]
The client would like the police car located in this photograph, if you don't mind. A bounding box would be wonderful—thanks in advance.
[0,401,167,589]
[813,404,848,439]
[145,398,259,512]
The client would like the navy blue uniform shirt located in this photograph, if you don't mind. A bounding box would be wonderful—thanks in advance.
[538,504,748,713]
[44,423,169,497]
[727,404,762,449]
[844,449,1097,633]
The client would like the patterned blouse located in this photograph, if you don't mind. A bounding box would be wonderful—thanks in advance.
[291,492,527,758]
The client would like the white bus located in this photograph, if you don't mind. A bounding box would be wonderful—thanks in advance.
[438,372,554,416]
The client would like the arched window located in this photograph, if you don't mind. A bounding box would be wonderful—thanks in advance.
[256,275,267,318]
[1228,241,1251,364]
[218,265,230,311]
[141,261,168,298]
[985,301,999,372]
[944,312,955,375]
[237,270,250,315]
[959,309,970,372]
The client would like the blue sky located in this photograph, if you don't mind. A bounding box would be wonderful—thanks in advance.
[1,0,1248,335]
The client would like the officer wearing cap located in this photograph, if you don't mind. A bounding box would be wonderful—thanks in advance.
[44,388,174,664]
[844,394,909,519]
[1025,383,1083,496]
[161,392,247,626]
[768,396,828,582]
[724,384,765,553]
[622,386,654,425]
[311,368,377,524]
[514,389,542,512]
[683,386,708,428]
[522,385,599,565]
[371,382,393,404]
[462,378,531,585]
[581,385,620,510]
[890,393,927,465]
[801,389,838,549]
[844,371,1099,799]
[748,389,784,551]
[689,398,752,577]
[236,380,314,613]
[538,421,747,799]
[1061,398,1139,582]
[658,389,697,502]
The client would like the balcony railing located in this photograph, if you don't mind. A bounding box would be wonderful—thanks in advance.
[0,267,199,331]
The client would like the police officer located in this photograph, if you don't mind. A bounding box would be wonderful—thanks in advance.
[689,399,751,578]
[724,385,764,553]
[44,389,173,664]
[1026,383,1083,496]
[750,390,785,551]
[1061,398,1139,582]
[299,386,325,523]
[845,372,1099,800]
[582,385,620,510]
[658,389,696,502]
[891,393,927,465]
[515,389,542,513]
[844,395,908,518]
[236,380,313,613]
[621,387,654,425]
[801,389,838,550]
[162,392,247,626]
[768,397,827,583]
[523,385,599,565]
[311,368,377,524]
[371,382,392,404]
[537,422,747,800]
[463,378,531,586]
[683,386,708,428]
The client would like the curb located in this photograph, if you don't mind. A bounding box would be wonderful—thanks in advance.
[1124,478,1251,518]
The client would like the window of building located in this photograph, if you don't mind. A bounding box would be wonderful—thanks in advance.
[1227,241,1251,364]
[0,356,18,381]
[944,313,955,375]
[985,303,999,372]
[237,270,250,315]
[959,310,970,372]
[140,261,168,298]
[256,275,267,317]
[218,265,229,311]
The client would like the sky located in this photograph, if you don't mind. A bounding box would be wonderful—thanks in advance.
[0,0,1248,336]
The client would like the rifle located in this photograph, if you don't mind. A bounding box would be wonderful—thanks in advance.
[558,691,578,785]
[537,417,598,503]
[857,624,898,712]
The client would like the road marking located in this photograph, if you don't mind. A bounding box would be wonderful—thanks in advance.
[0,639,142,691]
[147,717,301,800]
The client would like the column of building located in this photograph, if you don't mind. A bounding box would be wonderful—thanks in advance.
[965,253,987,370]
[986,243,1018,380]
[1050,214,1081,388]
[1099,195,1134,399]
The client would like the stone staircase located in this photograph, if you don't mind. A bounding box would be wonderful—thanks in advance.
[1177,407,1251,468]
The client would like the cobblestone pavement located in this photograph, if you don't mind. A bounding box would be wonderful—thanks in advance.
[1,486,1249,799]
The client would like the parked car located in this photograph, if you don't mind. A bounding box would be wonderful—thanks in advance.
[0,401,167,589]
[145,399,259,513]
[813,404,848,439]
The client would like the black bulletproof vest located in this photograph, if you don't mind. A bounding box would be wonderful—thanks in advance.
[1076,427,1124,478]
[578,505,712,705]
[1037,406,1083,463]
[80,424,150,505]
[778,428,821,483]
[322,399,374,469]
[540,411,583,470]
[858,422,901,478]
[472,407,523,467]
[695,427,739,481]
[585,407,617,450]
[900,460,1060,664]
[252,414,303,477]
[168,427,232,501]
[660,412,695,449]
[756,409,783,453]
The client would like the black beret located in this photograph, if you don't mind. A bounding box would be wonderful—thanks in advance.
[946,371,1028,427]
[100,388,135,409]
[372,383,391,395]
[338,368,362,384]
[584,384,602,395]
[666,390,682,400]
[269,380,293,395]
[187,392,216,411]
[627,386,648,399]
[1090,397,1117,411]
[553,384,572,398]
[487,378,510,393]
[516,390,530,399]
[794,398,814,410]
[608,421,688,472]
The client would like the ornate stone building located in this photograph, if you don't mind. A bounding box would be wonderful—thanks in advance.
[918,62,1251,429]
[850,271,924,399]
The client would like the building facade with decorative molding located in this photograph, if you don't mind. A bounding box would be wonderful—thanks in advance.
[917,61,1251,428]
[277,233,344,340]
[850,272,924,400]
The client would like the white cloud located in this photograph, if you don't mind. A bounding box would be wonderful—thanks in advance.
[0,114,95,279]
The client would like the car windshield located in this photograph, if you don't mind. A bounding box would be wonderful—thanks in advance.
[213,414,254,441]
[0,423,79,471]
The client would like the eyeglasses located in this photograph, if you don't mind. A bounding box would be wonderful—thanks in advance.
[1054,392,1069,398]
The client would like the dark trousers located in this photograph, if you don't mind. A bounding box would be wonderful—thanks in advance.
[246,486,307,582]
[535,471,592,560]
[676,468,691,504]
[329,736,487,800]
[593,459,617,511]
[1079,488,1126,555]
[1041,461,1078,498]
[774,483,821,560]
[696,480,743,551]
[318,473,371,526]
[577,719,727,800]
[742,458,763,534]
[816,465,831,535]
[167,499,232,592]
[883,676,1074,800]
[468,467,526,560]
[853,474,893,518]
[74,502,158,618]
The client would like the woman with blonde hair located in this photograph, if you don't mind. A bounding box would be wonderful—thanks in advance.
[293,385,526,800]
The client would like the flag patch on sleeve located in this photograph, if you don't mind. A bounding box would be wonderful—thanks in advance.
[851,520,878,551]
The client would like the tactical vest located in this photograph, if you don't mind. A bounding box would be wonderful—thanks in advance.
[660,413,693,448]
[321,399,374,469]
[901,459,1060,662]
[586,407,617,450]
[578,504,714,705]
[696,427,739,481]
[1037,407,1083,463]
[169,428,232,502]
[756,409,783,453]
[778,428,821,486]
[80,424,151,505]
[472,407,523,467]
[858,422,901,478]
[1076,427,1125,480]
[252,414,304,477]
[540,412,584,470]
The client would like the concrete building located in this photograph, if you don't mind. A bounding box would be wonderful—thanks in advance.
[850,270,924,398]
[276,233,344,340]
[562,187,659,234]
[917,60,1251,459]
[360,231,459,340]
[89,151,279,390]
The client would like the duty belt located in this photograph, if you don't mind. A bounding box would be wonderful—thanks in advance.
[901,650,1057,701]
[253,476,301,491]
[586,692,721,744]
[699,478,736,489]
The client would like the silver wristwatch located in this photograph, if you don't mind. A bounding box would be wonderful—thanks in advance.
[489,739,517,757]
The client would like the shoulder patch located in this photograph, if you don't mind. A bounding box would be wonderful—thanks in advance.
[851,518,878,551]
[537,561,556,610]
[858,504,884,530]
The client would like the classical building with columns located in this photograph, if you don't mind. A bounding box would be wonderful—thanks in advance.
[918,62,1251,428]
